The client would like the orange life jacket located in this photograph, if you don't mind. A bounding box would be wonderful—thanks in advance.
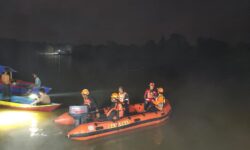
[144,89,157,101]
[152,94,165,110]
[118,92,129,103]
[107,100,124,118]
[83,98,91,106]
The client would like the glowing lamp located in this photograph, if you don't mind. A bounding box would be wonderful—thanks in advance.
[29,94,38,100]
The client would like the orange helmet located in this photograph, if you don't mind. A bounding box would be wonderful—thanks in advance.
[157,87,164,93]
[81,89,89,95]
[111,92,119,99]
[149,82,155,87]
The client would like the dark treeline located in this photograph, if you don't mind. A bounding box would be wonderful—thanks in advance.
[0,34,249,104]
[72,34,250,79]
[0,34,249,80]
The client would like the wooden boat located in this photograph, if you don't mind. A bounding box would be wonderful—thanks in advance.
[0,95,60,112]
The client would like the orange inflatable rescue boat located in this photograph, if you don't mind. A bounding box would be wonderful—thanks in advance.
[55,103,171,141]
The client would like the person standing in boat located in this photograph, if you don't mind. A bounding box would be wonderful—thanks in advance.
[26,73,42,95]
[150,87,166,111]
[106,92,124,120]
[144,82,158,111]
[33,73,41,88]
[81,89,97,112]
[118,86,130,116]
[31,88,51,105]
[1,70,11,101]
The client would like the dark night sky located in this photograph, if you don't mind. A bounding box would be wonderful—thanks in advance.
[0,0,249,44]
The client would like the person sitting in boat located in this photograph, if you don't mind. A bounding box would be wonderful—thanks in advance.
[106,92,124,120]
[81,89,97,112]
[150,87,166,112]
[144,82,158,111]
[31,88,51,105]
[118,86,130,116]
[72,89,97,124]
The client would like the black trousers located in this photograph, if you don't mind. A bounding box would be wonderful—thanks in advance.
[144,101,151,111]
[124,101,130,116]
[2,84,11,100]
[144,101,156,112]
[148,105,158,112]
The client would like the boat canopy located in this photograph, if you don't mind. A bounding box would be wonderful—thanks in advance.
[0,65,17,74]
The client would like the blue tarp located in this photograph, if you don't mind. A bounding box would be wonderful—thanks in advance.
[0,65,17,74]
[0,93,33,104]
[0,65,52,94]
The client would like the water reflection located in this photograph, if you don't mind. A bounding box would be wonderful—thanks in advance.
[152,126,164,145]
[0,110,37,130]
[29,119,47,137]
[0,109,48,138]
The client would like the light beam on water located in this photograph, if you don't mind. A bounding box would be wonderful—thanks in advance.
[0,110,38,131]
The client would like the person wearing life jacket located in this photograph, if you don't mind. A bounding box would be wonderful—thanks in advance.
[144,82,158,111]
[118,86,130,116]
[1,70,11,101]
[81,89,97,112]
[150,87,166,111]
[106,92,124,120]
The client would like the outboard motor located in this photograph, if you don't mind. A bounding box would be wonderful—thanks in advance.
[69,105,88,126]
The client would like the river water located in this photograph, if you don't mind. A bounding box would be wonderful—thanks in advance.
[0,50,249,150]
